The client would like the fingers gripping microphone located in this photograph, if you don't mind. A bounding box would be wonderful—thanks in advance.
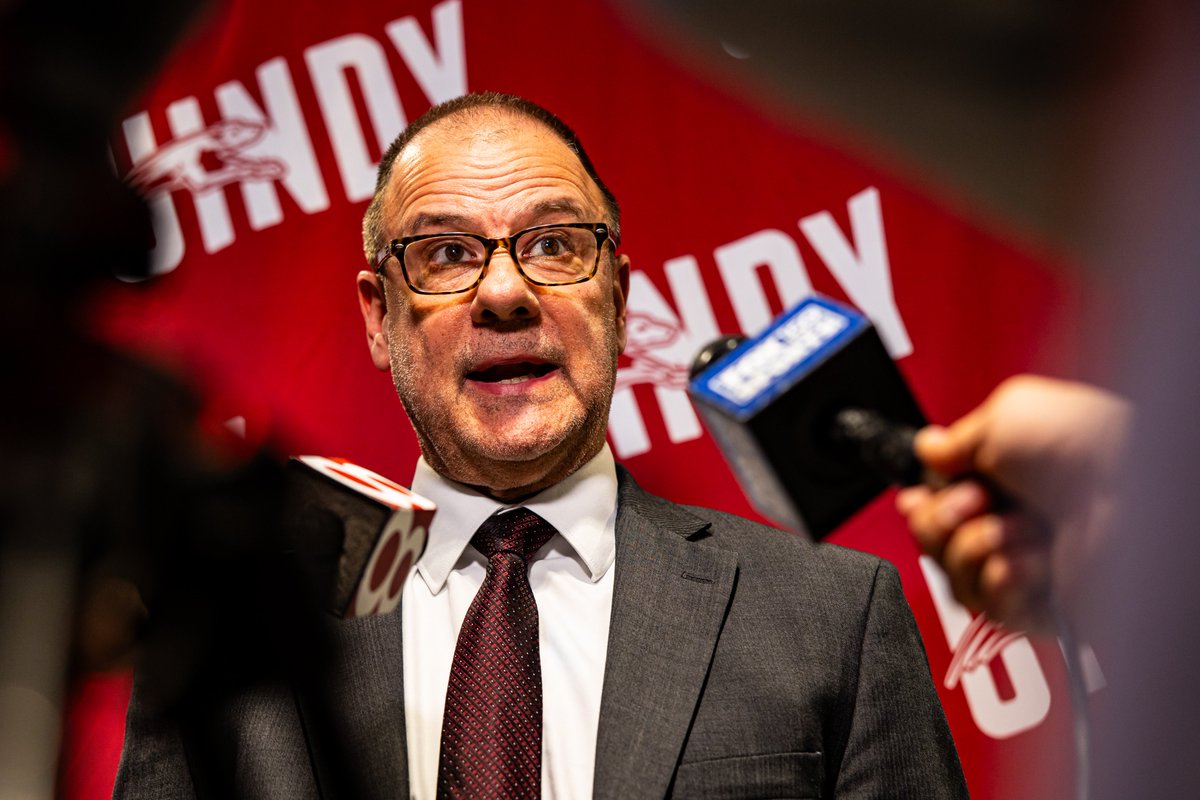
[688,295,927,538]
[284,456,434,618]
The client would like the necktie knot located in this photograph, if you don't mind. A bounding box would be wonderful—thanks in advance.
[471,507,556,564]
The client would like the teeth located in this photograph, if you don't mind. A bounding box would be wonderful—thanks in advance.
[495,375,534,385]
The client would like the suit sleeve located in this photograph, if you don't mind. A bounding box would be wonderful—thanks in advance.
[111,674,197,800]
[112,674,320,800]
[831,562,969,799]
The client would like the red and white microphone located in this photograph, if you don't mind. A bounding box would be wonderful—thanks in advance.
[285,456,434,619]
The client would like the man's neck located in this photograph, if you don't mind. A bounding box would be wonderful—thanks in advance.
[421,441,607,503]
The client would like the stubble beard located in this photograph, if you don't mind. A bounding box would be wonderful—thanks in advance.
[389,319,620,499]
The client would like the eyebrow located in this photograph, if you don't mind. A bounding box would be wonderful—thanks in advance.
[404,199,592,236]
[525,199,589,222]
[406,212,473,233]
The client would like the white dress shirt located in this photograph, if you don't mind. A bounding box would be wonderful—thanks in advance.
[404,445,618,800]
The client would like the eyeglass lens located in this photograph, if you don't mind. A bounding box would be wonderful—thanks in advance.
[404,226,598,293]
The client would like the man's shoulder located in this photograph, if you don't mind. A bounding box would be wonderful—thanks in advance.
[677,499,889,591]
[614,464,885,580]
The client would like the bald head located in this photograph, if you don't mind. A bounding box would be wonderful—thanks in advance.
[362,93,620,263]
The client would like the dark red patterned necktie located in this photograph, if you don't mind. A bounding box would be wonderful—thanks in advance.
[437,507,557,799]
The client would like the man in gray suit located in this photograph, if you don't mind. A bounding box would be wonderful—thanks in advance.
[115,93,967,799]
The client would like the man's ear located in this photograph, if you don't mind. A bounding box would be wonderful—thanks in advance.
[356,270,392,372]
[612,253,631,354]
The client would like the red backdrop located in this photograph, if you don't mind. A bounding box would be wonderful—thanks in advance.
[69,1,1088,797]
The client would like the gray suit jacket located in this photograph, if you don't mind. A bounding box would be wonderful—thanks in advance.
[114,467,967,799]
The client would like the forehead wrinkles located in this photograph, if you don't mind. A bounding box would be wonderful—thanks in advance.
[382,113,604,234]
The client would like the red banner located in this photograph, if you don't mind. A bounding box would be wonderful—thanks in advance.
[75,1,1086,797]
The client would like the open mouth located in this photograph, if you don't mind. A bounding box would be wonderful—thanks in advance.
[466,360,558,385]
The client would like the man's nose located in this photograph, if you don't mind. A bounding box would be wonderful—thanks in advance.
[470,247,540,324]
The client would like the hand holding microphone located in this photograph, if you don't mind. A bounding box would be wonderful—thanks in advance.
[688,296,1131,631]
[895,376,1131,800]
[896,375,1131,632]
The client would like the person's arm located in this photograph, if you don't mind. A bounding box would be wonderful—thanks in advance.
[832,562,969,799]
[896,375,1131,631]
[111,674,197,800]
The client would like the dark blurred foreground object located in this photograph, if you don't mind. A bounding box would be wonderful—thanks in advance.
[0,2,364,798]
[0,0,201,786]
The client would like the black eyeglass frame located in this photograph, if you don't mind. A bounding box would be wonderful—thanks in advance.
[374,222,616,296]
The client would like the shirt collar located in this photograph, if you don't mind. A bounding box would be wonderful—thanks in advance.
[410,444,618,593]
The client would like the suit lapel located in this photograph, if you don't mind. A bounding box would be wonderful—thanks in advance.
[593,471,738,800]
[298,609,409,800]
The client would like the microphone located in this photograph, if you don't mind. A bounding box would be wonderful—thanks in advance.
[687,294,928,538]
[284,456,433,618]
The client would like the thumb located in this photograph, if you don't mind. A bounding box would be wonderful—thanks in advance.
[913,406,989,478]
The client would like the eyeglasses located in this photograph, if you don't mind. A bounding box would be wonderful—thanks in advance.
[374,222,616,295]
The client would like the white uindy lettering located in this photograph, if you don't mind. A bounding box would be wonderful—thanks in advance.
[166,98,236,254]
[306,0,466,203]
[714,229,814,337]
[608,387,651,458]
[919,556,1051,739]
[214,57,331,228]
[121,113,185,276]
[609,259,720,458]
[118,0,469,256]
[611,187,914,459]
[799,187,912,357]
[306,33,407,203]
[385,0,468,106]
